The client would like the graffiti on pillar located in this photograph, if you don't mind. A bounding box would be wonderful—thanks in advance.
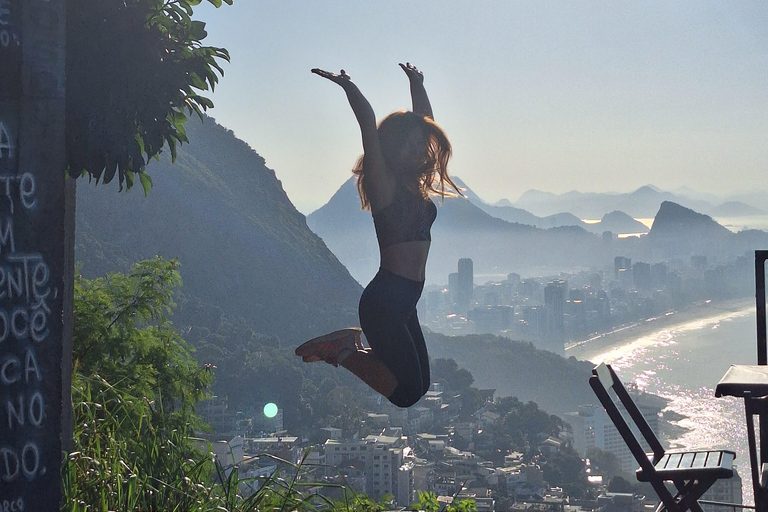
[0,0,20,101]
[0,151,55,508]
[1,0,65,508]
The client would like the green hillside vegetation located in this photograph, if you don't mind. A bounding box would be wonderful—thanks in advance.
[427,332,597,417]
[76,116,362,344]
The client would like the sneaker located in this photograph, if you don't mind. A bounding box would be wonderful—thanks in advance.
[295,328,362,366]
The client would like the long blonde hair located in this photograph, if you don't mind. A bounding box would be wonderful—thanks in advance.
[353,110,462,210]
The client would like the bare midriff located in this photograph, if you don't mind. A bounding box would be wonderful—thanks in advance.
[380,241,430,282]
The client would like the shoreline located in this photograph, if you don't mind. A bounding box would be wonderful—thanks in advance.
[565,296,755,362]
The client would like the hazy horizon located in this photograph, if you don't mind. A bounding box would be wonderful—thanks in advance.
[196,2,768,213]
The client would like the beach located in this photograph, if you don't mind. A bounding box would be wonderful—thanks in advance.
[566,296,756,362]
[569,296,759,505]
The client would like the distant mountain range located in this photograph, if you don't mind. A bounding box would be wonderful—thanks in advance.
[308,177,606,284]
[453,177,649,235]
[506,184,766,219]
[308,178,768,285]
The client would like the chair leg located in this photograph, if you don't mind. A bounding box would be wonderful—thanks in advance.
[676,476,717,512]
[650,480,681,512]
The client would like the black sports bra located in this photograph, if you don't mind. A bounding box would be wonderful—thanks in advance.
[372,182,437,250]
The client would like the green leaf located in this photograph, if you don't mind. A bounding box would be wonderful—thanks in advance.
[124,170,134,191]
[189,20,207,40]
[139,171,153,196]
[66,0,233,193]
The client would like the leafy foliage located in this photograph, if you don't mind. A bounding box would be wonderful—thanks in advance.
[73,256,212,424]
[432,357,486,416]
[432,358,475,391]
[586,447,627,481]
[414,491,477,512]
[474,396,564,465]
[66,0,232,192]
[608,475,634,493]
[540,446,589,498]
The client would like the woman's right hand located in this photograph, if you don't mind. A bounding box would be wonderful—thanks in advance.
[311,68,353,88]
[399,62,424,84]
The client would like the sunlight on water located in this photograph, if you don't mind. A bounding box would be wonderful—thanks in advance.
[714,215,768,233]
[584,306,756,505]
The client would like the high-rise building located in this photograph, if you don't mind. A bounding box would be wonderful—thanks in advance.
[602,387,665,473]
[521,279,541,302]
[651,262,668,289]
[567,386,664,473]
[457,258,473,313]
[703,466,743,510]
[448,272,459,308]
[544,279,567,353]
[633,261,651,292]
[522,306,546,345]
[614,256,632,280]
[324,434,409,504]
[563,404,606,457]
[397,461,415,507]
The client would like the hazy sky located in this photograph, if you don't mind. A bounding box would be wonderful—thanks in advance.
[196,2,767,214]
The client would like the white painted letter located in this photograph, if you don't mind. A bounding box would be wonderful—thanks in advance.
[21,443,38,480]
[6,395,22,428]
[0,122,12,160]
[29,391,43,426]
[0,1,10,26]
[10,308,27,339]
[19,174,35,210]
[0,217,14,254]
[31,260,49,302]
[30,309,47,343]
[0,309,7,342]
[0,448,19,482]
[24,349,41,383]
[0,356,19,385]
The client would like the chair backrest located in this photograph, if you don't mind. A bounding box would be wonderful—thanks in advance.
[755,250,768,364]
[589,363,665,472]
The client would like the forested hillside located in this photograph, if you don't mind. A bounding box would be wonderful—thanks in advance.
[427,331,597,417]
[76,116,362,344]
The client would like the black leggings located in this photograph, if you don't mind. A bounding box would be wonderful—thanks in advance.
[359,267,429,408]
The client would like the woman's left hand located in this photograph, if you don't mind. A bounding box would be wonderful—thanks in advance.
[311,68,354,89]
[399,62,424,84]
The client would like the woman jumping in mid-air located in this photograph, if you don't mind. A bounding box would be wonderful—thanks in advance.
[295,63,461,408]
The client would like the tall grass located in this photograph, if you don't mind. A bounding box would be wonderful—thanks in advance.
[62,374,343,511]
[62,374,477,511]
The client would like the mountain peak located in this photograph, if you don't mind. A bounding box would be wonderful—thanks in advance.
[648,201,730,239]
[631,185,662,196]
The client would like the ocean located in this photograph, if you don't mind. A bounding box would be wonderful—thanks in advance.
[568,303,759,505]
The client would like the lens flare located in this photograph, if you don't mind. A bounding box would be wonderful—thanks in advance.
[263,403,278,418]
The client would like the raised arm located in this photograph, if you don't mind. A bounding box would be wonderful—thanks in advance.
[399,62,433,120]
[311,68,392,208]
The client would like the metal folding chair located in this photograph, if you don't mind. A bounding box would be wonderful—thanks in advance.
[590,363,735,512]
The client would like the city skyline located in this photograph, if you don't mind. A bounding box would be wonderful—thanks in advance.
[196,2,767,213]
